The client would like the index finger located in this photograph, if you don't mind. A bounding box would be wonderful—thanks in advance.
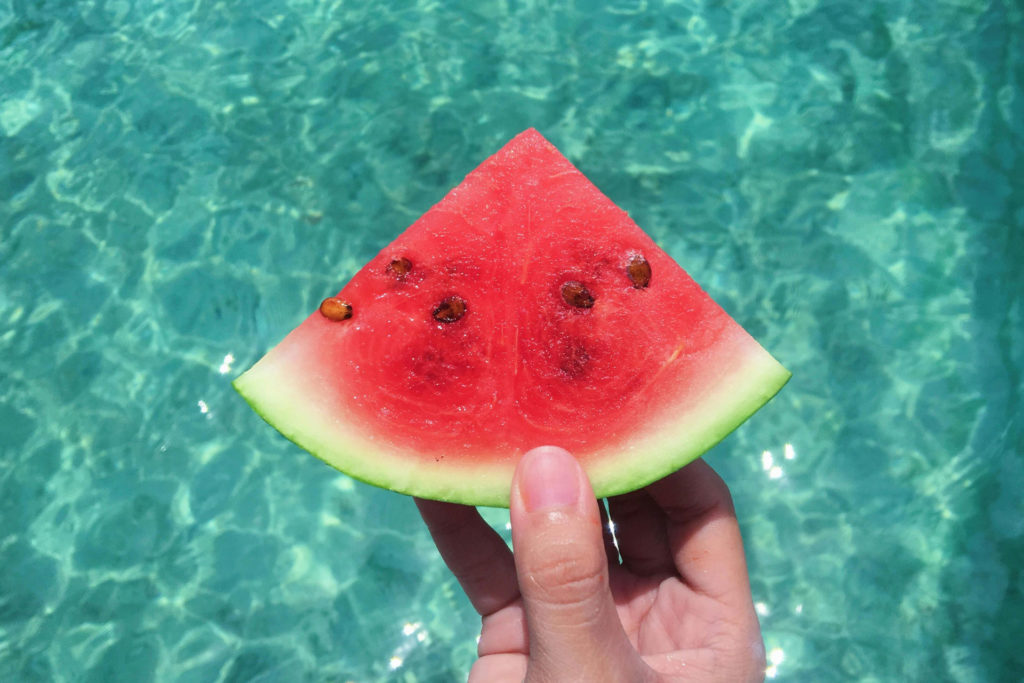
[644,459,754,608]
[415,498,519,616]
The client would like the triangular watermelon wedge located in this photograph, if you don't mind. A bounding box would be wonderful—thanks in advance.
[234,129,790,507]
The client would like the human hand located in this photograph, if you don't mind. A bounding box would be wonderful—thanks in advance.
[416,446,766,682]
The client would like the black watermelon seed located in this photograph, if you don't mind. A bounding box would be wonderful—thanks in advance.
[387,257,412,277]
[433,296,467,323]
[561,281,595,309]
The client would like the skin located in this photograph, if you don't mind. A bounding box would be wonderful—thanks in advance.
[416,446,766,683]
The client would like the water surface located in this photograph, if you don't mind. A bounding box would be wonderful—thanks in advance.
[1,0,1022,680]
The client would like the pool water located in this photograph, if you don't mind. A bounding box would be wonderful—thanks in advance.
[1,0,1022,680]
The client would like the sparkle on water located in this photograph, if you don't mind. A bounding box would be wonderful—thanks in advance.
[0,0,1021,681]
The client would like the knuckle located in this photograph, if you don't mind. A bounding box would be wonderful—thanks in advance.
[747,636,768,682]
[526,541,607,607]
[714,625,766,683]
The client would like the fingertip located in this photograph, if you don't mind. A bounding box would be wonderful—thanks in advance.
[521,445,574,460]
[513,446,583,513]
[646,458,735,521]
[415,496,475,530]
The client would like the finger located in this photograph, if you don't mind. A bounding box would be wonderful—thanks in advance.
[477,602,528,657]
[607,490,674,576]
[645,458,754,606]
[509,446,651,682]
[415,498,519,616]
[469,653,527,683]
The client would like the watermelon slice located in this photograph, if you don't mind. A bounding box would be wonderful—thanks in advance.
[234,129,789,507]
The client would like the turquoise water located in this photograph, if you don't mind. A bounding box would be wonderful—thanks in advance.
[1,0,1022,680]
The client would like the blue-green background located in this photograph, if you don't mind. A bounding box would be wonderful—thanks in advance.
[1,0,1022,680]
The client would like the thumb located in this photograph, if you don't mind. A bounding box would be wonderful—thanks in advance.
[510,446,648,683]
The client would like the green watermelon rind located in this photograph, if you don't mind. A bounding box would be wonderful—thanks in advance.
[232,327,790,508]
[586,347,791,499]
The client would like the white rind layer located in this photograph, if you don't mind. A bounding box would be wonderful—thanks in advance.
[233,321,790,508]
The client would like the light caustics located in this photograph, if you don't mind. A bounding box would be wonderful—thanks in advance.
[761,442,797,480]
[386,621,429,671]
[765,646,786,679]
[757,442,799,680]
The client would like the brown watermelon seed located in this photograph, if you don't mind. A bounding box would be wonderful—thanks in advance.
[561,281,595,309]
[319,297,353,321]
[433,296,466,323]
[387,256,412,277]
[627,254,652,288]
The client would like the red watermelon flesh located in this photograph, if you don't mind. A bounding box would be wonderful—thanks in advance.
[234,129,790,507]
